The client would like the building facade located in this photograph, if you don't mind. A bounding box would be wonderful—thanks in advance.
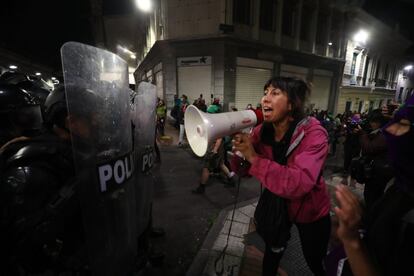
[395,67,414,104]
[134,0,355,112]
[134,0,412,114]
[337,8,412,114]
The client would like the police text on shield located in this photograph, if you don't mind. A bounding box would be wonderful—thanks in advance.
[97,152,134,192]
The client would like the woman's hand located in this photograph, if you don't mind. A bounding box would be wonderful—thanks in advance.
[232,133,257,163]
[334,185,363,244]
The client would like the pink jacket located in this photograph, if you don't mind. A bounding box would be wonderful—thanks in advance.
[232,117,331,223]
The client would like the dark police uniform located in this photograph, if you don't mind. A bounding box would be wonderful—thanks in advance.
[0,133,86,274]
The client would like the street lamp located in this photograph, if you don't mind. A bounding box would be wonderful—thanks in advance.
[404,65,413,71]
[135,0,152,12]
[353,30,369,44]
[9,65,18,70]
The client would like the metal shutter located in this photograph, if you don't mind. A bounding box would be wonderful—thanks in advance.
[235,67,271,110]
[311,75,331,111]
[178,65,211,104]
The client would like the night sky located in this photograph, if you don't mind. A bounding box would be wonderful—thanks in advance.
[363,0,414,44]
[1,0,93,70]
[1,0,413,71]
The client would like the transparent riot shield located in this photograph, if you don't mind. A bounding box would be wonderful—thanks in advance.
[61,42,137,276]
[130,82,157,236]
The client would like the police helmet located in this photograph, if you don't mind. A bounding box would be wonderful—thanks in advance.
[0,83,43,135]
[44,85,67,129]
[0,71,28,84]
[44,83,103,129]
[17,80,51,108]
[0,71,51,108]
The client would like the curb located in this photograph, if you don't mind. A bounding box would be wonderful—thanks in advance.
[186,197,259,276]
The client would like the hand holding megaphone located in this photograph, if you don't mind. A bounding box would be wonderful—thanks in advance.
[232,133,257,163]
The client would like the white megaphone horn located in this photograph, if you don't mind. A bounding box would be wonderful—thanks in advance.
[184,105,257,157]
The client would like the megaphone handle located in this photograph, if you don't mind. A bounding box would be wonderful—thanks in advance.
[235,151,251,169]
[235,151,244,159]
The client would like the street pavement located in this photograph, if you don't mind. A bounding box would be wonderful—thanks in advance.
[145,120,363,276]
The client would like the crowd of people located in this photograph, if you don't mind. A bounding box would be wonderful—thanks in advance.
[309,107,396,205]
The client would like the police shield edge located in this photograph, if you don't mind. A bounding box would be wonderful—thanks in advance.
[131,82,157,236]
[61,42,137,275]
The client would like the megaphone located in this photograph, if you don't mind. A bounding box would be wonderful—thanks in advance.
[184,105,257,157]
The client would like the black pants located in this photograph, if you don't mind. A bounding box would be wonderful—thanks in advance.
[262,215,331,276]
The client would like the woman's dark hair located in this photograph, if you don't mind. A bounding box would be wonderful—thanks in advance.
[264,77,310,120]
[368,109,387,126]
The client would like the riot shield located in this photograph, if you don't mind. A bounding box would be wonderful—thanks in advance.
[61,42,137,276]
[130,82,157,236]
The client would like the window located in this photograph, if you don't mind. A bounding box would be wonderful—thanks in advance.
[383,63,389,80]
[329,11,342,53]
[375,59,381,81]
[316,10,329,45]
[406,88,413,102]
[350,53,358,75]
[345,101,352,112]
[398,87,404,102]
[282,0,296,37]
[358,101,363,113]
[362,56,370,86]
[378,99,384,108]
[233,0,251,25]
[260,0,274,31]
[300,4,313,41]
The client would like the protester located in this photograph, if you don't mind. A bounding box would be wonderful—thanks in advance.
[352,109,393,209]
[177,94,188,147]
[334,94,414,276]
[171,94,181,129]
[207,97,221,113]
[232,77,331,276]
[343,114,362,186]
[254,103,264,125]
[156,98,167,136]
[192,137,237,194]
[195,94,207,112]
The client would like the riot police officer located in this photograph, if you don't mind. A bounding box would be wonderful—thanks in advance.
[0,71,51,110]
[0,85,86,275]
[0,83,43,148]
